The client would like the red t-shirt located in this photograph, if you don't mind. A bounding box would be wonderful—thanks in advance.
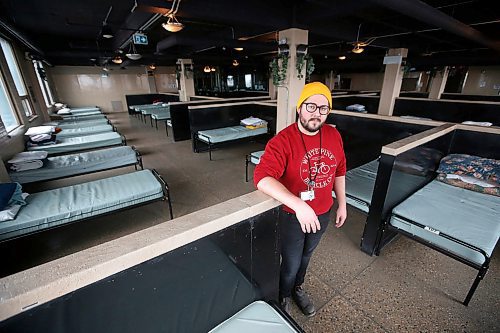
[254,123,346,215]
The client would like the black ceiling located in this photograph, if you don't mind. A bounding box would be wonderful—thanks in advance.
[0,0,499,72]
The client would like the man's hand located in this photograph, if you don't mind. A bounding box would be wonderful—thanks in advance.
[295,201,321,233]
[335,204,347,228]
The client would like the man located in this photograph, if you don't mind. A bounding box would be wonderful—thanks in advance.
[254,82,347,317]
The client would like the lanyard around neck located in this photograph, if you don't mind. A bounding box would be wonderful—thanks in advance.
[298,124,322,187]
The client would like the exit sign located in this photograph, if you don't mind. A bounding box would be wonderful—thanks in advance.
[133,33,148,45]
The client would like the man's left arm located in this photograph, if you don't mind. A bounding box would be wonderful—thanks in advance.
[333,176,347,228]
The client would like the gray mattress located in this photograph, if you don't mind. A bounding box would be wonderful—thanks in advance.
[56,124,113,138]
[198,126,268,144]
[62,110,102,118]
[151,110,171,120]
[27,132,123,154]
[57,118,109,129]
[390,180,500,266]
[209,301,299,333]
[0,170,163,241]
[342,160,425,214]
[59,114,106,122]
[9,146,138,184]
[69,107,100,113]
[250,150,264,165]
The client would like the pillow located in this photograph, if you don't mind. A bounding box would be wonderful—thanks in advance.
[0,193,29,222]
[57,108,72,115]
[0,183,17,211]
[436,154,500,197]
[25,125,56,136]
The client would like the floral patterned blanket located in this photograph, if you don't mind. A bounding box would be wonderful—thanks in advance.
[436,154,500,196]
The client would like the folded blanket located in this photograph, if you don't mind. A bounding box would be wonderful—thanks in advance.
[0,193,29,222]
[241,117,266,126]
[28,134,57,145]
[8,151,48,163]
[25,126,56,136]
[461,121,492,127]
[346,104,366,112]
[57,108,72,115]
[9,160,44,172]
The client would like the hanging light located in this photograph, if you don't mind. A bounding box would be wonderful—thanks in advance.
[112,56,123,64]
[338,55,346,60]
[352,45,364,54]
[162,0,184,32]
[125,41,141,60]
[101,6,114,38]
[149,64,156,70]
[203,66,211,73]
[232,59,239,67]
[210,67,216,72]
[234,47,244,51]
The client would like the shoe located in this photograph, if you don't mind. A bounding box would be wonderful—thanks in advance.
[280,297,291,314]
[292,285,316,317]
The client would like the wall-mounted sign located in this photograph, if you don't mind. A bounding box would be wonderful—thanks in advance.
[133,33,148,45]
[383,55,403,65]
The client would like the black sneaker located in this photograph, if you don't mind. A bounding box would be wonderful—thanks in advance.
[292,285,316,317]
[280,297,291,314]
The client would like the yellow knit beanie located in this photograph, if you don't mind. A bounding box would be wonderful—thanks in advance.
[296,82,332,110]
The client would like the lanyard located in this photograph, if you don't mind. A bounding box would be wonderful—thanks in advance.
[298,124,322,188]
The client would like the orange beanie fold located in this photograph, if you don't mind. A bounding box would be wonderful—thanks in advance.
[296,82,332,110]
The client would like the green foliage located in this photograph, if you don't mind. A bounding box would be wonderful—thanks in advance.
[269,53,289,86]
[296,54,315,81]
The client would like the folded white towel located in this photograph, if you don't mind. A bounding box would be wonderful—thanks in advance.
[57,108,72,115]
[461,121,492,127]
[8,151,48,163]
[241,117,265,126]
[25,126,56,136]
[30,133,52,142]
[10,160,44,172]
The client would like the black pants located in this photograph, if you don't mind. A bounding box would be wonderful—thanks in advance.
[279,209,330,299]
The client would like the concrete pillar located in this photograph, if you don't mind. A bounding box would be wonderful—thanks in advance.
[377,48,408,116]
[177,59,195,102]
[428,66,450,99]
[146,67,157,93]
[276,28,308,133]
[268,77,277,99]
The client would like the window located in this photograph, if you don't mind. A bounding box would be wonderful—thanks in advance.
[227,75,234,88]
[244,74,252,89]
[33,60,54,106]
[0,73,19,132]
[0,37,36,117]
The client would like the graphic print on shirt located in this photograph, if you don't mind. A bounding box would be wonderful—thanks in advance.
[300,148,337,188]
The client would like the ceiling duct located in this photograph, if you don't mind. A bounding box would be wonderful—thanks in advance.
[369,0,500,53]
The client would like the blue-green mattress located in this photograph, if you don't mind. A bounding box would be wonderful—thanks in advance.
[198,126,268,144]
[56,124,113,138]
[27,132,122,154]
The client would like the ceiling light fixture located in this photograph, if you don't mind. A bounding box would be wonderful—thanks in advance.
[149,64,156,70]
[234,47,244,51]
[162,0,184,32]
[203,66,211,73]
[101,6,114,39]
[352,46,364,54]
[210,67,216,72]
[112,56,123,64]
[338,55,346,60]
[125,41,142,60]
[232,59,239,66]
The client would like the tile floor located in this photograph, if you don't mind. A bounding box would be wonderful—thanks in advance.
[4,111,499,332]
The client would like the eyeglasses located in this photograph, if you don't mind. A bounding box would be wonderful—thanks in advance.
[302,103,330,115]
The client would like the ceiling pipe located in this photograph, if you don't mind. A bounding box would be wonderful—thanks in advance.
[369,0,500,52]
[0,19,45,56]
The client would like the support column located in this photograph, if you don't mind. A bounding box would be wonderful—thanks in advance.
[428,66,449,99]
[146,67,157,93]
[177,59,195,102]
[276,28,308,133]
[325,70,335,91]
[268,77,277,99]
[377,48,408,116]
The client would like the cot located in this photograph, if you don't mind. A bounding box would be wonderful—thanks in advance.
[0,169,173,242]
[27,132,125,155]
[245,150,264,182]
[387,179,500,305]
[194,125,268,160]
[55,124,115,138]
[9,146,142,184]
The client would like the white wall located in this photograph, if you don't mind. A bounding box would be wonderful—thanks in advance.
[462,66,500,96]
[50,66,177,112]
[341,72,384,91]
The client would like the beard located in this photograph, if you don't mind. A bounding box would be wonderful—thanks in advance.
[299,111,325,133]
